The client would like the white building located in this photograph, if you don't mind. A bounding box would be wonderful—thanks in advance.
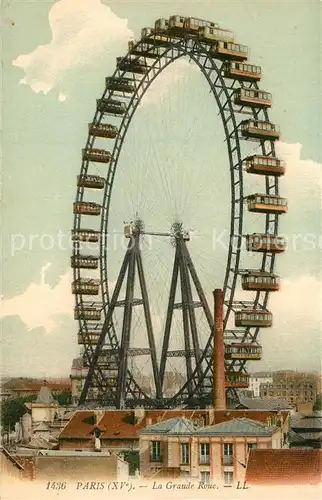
[249,373,273,397]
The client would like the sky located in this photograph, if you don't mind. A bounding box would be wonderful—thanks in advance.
[1,0,321,379]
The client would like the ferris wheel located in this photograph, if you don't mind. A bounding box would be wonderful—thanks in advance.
[71,15,287,409]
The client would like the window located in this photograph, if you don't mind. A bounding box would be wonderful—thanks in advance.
[200,471,210,484]
[151,441,161,461]
[248,443,257,451]
[181,443,190,464]
[223,443,233,465]
[223,471,234,486]
[200,443,210,464]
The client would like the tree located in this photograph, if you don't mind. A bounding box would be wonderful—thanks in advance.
[55,389,72,406]
[123,450,140,475]
[313,394,322,411]
[1,396,35,432]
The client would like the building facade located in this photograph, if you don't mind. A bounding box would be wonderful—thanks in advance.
[139,417,283,485]
[58,409,290,455]
[248,374,273,398]
[260,380,317,407]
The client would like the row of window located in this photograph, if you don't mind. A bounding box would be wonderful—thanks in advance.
[204,27,234,39]
[248,195,287,206]
[73,284,99,292]
[78,174,104,183]
[180,470,233,486]
[250,235,286,245]
[239,89,271,100]
[227,373,249,381]
[74,203,101,214]
[262,388,315,394]
[188,18,217,27]
[84,148,110,157]
[230,62,261,73]
[107,77,133,86]
[100,99,126,107]
[226,346,261,354]
[72,230,99,237]
[243,275,279,284]
[118,58,147,69]
[236,313,272,321]
[219,41,248,52]
[79,327,101,334]
[90,123,117,132]
[75,312,101,320]
[76,307,100,313]
[151,442,258,463]
[249,156,283,167]
[78,333,99,341]
[72,256,98,264]
[262,384,315,389]
[242,120,279,131]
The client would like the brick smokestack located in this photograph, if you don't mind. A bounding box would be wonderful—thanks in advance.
[212,289,226,410]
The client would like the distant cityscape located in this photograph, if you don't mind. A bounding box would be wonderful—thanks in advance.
[1,368,321,485]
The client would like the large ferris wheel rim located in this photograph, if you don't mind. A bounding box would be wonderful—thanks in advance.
[73,28,280,405]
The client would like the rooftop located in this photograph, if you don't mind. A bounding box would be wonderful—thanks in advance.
[58,409,290,441]
[33,422,50,432]
[194,418,278,437]
[38,449,112,457]
[139,417,197,435]
[291,412,322,432]
[237,395,293,411]
[2,378,70,392]
[245,449,322,485]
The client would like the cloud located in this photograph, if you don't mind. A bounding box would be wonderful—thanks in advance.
[259,275,322,372]
[58,92,67,102]
[0,263,74,333]
[1,316,78,378]
[276,141,322,203]
[234,274,322,373]
[141,58,195,107]
[226,272,321,372]
[12,0,133,98]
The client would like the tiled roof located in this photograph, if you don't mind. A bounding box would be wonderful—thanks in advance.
[139,417,197,435]
[13,455,35,479]
[296,432,322,441]
[1,448,24,470]
[59,409,290,441]
[23,436,58,450]
[194,418,278,436]
[245,449,322,485]
[59,410,204,440]
[59,411,146,439]
[3,378,70,392]
[288,429,307,444]
[33,422,50,432]
[237,395,293,410]
[291,413,322,431]
[210,409,290,425]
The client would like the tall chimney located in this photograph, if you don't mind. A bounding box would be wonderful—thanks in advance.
[212,289,226,410]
